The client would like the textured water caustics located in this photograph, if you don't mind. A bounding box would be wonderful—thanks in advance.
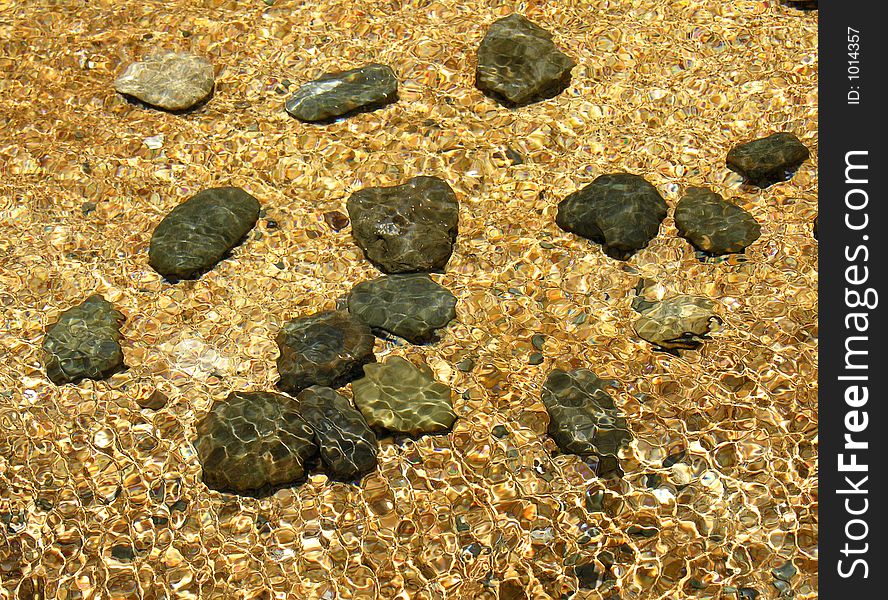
[0,1,818,599]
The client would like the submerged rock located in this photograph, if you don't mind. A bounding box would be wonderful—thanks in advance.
[634,295,720,351]
[541,368,632,458]
[285,63,398,122]
[347,274,457,343]
[114,51,214,111]
[674,187,761,255]
[194,391,317,493]
[475,14,575,107]
[276,310,375,394]
[296,386,378,480]
[556,174,667,260]
[149,187,260,280]
[726,132,810,188]
[347,176,459,273]
[43,295,126,385]
[352,356,456,436]
[782,1,817,9]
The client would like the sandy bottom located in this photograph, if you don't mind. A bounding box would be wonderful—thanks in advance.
[0,0,817,598]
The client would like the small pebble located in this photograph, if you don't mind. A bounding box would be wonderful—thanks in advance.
[531,333,546,350]
[456,357,475,372]
[528,352,544,365]
[491,425,508,438]
[111,545,136,561]
[136,389,168,410]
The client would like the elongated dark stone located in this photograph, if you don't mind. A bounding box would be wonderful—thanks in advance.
[194,391,317,493]
[296,386,378,480]
[556,173,667,260]
[726,132,810,188]
[476,14,575,107]
[674,187,761,255]
[541,368,633,458]
[43,294,125,385]
[347,273,457,343]
[285,63,398,123]
[149,187,260,280]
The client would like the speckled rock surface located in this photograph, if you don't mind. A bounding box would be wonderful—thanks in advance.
[114,51,214,111]
[347,176,459,273]
[193,391,318,493]
[276,310,376,394]
[475,14,575,107]
[296,386,378,480]
[352,356,456,436]
[634,295,720,351]
[541,368,632,458]
[42,294,125,385]
[556,173,667,260]
[674,187,761,255]
[148,187,260,280]
[726,132,810,188]
[347,274,457,343]
[285,63,398,122]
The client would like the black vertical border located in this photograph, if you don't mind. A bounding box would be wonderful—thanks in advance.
[820,0,885,596]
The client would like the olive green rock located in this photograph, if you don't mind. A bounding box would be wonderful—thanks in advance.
[556,173,667,260]
[114,51,214,111]
[347,176,459,273]
[674,187,761,255]
[149,187,260,280]
[634,295,720,351]
[296,386,378,480]
[43,294,126,385]
[541,368,632,458]
[475,14,575,107]
[352,356,456,436]
[285,63,398,123]
[726,132,810,188]
[347,273,457,343]
[194,391,318,493]
[276,310,376,394]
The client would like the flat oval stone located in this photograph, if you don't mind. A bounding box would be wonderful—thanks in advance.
[296,386,378,480]
[634,295,720,351]
[476,14,575,107]
[42,294,126,385]
[674,187,761,255]
[114,51,214,111]
[285,63,398,122]
[148,187,261,280]
[347,176,459,273]
[726,132,810,188]
[541,368,632,457]
[276,310,376,394]
[556,173,667,260]
[347,274,457,343]
[194,391,317,493]
[352,356,456,436]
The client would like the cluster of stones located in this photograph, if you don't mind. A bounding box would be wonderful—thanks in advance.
[555,131,810,262]
[43,10,817,498]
